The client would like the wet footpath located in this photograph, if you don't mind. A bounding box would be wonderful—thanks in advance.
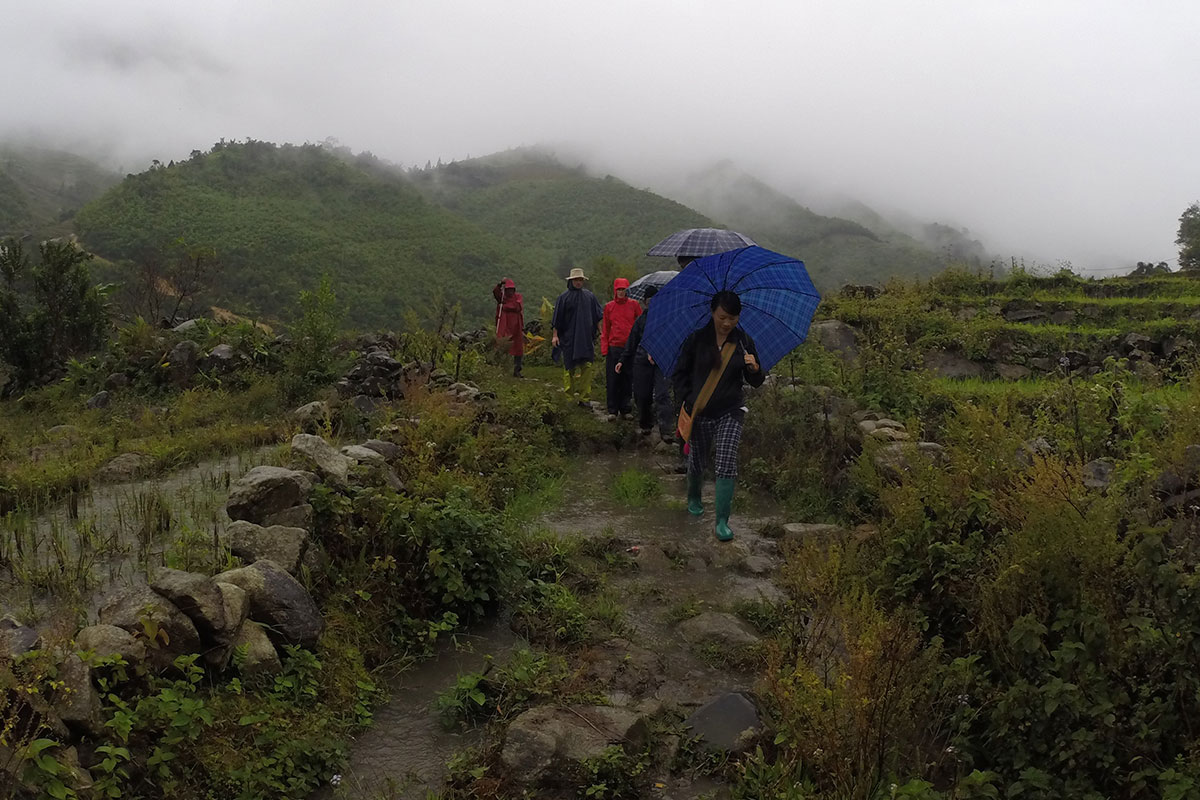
[321,448,790,800]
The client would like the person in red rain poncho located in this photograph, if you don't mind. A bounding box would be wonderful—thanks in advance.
[600,277,642,418]
[493,278,525,377]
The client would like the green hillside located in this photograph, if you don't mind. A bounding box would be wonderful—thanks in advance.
[74,141,541,327]
[665,161,963,287]
[0,144,120,239]
[408,149,714,274]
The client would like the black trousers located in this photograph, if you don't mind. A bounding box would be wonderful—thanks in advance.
[605,348,633,414]
[632,359,675,435]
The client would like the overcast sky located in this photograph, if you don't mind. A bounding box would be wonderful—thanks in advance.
[4,0,1198,271]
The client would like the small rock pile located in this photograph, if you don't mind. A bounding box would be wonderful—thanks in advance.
[336,347,415,413]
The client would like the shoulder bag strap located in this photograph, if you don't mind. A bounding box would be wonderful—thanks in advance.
[692,341,738,419]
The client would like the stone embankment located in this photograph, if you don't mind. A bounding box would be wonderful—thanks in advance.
[0,425,417,792]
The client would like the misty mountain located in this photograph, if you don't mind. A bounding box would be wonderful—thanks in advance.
[73,140,539,326]
[0,145,120,240]
[405,147,713,275]
[68,142,713,327]
[34,139,998,329]
[823,197,992,265]
[658,160,981,285]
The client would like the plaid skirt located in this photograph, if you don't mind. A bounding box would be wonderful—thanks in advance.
[687,409,745,480]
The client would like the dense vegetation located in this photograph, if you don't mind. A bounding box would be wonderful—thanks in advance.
[67,140,971,330]
[733,267,1200,797]
[0,238,109,390]
[10,259,1200,797]
[407,149,713,277]
[74,140,532,328]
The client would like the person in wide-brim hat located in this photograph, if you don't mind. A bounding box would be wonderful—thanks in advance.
[551,267,602,402]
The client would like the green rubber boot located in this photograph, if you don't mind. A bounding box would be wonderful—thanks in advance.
[686,472,704,516]
[715,478,735,541]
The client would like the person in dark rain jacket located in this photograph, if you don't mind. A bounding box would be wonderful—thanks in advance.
[600,277,642,418]
[551,267,604,402]
[617,285,674,439]
[673,290,766,541]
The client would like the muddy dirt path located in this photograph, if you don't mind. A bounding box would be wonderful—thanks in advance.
[327,447,786,800]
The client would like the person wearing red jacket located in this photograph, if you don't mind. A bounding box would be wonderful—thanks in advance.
[600,277,642,418]
[493,278,525,377]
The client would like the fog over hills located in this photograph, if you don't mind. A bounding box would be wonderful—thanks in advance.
[4,2,1197,275]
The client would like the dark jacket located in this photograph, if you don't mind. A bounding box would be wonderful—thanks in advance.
[673,322,766,420]
[620,312,652,372]
[551,282,603,369]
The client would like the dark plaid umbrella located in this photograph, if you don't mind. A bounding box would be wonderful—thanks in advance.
[642,246,821,376]
[646,228,757,258]
[626,270,678,303]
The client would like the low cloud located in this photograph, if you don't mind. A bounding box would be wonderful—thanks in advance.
[4,0,1198,273]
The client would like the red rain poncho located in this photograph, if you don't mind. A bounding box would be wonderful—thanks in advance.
[493,280,525,356]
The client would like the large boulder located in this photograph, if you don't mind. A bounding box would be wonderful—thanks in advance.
[684,692,765,755]
[98,586,201,671]
[165,339,201,386]
[262,503,313,530]
[1002,303,1047,324]
[362,439,401,462]
[75,624,147,670]
[226,520,311,575]
[677,612,761,650]
[872,441,947,481]
[206,344,237,372]
[923,349,986,379]
[214,560,324,649]
[501,705,649,786]
[1122,332,1153,355]
[341,444,387,468]
[579,639,663,696]
[149,568,234,644]
[201,582,252,671]
[995,363,1032,380]
[50,654,103,737]
[809,320,860,363]
[225,466,314,525]
[1083,458,1115,491]
[291,434,351,486]
[96,453,149,482]
[230,620,282,677]
[216,582,250,631]
[292,401,330,433]
[1,616,40,658]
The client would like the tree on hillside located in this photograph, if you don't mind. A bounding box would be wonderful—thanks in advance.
[584,255,638,299]
[1178,202,1200,271]
[0,237,109,389]
[1129,261,1171,276]
[125,238,223,325]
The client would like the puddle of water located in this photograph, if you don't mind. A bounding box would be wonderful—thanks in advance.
[0,446,278,628]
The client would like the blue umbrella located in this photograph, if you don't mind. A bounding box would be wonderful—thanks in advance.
[642,246,821,376]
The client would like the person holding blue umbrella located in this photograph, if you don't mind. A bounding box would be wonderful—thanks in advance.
[642,246,821,542]
[673,291,765,541]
